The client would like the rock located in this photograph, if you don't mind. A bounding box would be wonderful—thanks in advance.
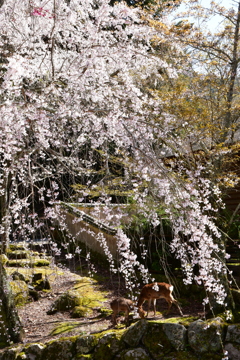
[231,289,240,306]
[226,324,240,344]
[117,347,150,360]
[24,343,45,360]
[71,305,91,318]
[162,323,187,351]
[94,332,125,360]
[47,290,80,314]
[142,322,174,359]
[28,288,39,301]
[225,343,240,360]
[76,334,98,354]
[121,319,148,347]
[7,250,29,260]
[0,347,20,360]
[41,339,74,360]
[10,280,29,306]
[34,278,51,291]
[32,273,43,283]
[11,271,26,282]
[188,318,225,354]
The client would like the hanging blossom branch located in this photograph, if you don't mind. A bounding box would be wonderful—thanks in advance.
[123,112,232,307]
[165,169,228,306]
[116,229,153,299]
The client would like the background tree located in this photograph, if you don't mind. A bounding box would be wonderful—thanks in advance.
[169,0,240,144]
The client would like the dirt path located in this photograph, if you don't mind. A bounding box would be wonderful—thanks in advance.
[18,269,114,344]
[16,264,204,346]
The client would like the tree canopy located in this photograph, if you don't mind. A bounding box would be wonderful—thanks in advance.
[0,0,239,331]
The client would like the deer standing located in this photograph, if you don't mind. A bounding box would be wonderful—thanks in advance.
[110,297,134,326]
[137,282,183,318]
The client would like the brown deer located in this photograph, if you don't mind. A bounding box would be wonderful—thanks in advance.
[110,297,134,326]
[137,282,183,318]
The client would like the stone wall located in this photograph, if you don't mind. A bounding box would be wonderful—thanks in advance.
[1,318,240,360]
[59,202,119,258]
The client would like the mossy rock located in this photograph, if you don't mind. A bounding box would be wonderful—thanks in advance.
[226,324,240,344]
[188,318,225,354]
[0,254,8,266]
[71,305,92,318]
[117,347,149,360]
[225,343,240,360]
[7,258,50,268]
[33,278,51,291]
[11,271,27,282]
[232,289,240,306]
[142,322,174,359]
[48,292,95,317]
[7,266,64,283]
[7,260,29,268]
[76,334,98,354]
[122,319,148,347]
[94,331,126,360]
[16,352,29,360]
[47,276,107,317]
[20,343,45,360]
[47,290,81,314]
[157,316,199,327]
[41,337,76,360]
[0,347,21,359]
[98,307,112,318]
[29,289,39,301]
[31,272,51,291]
[158,351,199,360]
[9,280,29,306]
[9,244,26,251]
[7,250,29,260]
[161,323,187,351]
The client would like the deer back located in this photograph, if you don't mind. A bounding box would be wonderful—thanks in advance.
[137,282,173,306]
[110,298,134,313]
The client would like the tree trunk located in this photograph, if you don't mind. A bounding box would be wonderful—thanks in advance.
[221,0,240,143]
[0,260,24,347]
[0,173,11,255]
[0,174,23,347]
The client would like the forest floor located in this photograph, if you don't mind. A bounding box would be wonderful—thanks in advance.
[16,258,204,346]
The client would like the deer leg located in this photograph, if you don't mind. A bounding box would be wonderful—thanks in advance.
[152,299,156,316]
[124,310,129,326]
[112,312,117,325]
[166,300,172,315]
[146,299,152,317]
[173,299,183,316]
